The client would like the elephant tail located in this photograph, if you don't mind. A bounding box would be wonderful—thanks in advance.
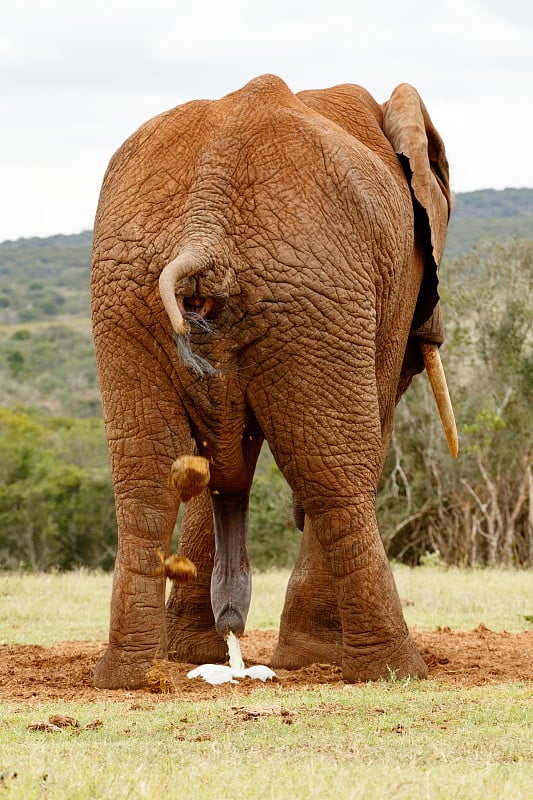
[420,343,459,459]
[158,250,207,335]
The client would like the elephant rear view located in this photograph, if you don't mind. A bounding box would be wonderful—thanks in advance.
[91,74,456,689]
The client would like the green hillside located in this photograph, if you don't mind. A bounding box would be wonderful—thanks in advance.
[0,231,96,416]
[452,188,533,218]
[0,187,530,413]
[444,187,533,257]
[445,188,533,257]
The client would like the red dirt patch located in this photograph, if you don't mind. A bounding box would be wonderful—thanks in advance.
[1,626,531,703]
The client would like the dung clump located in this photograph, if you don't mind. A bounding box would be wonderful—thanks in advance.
[48,714,80,729]
[168,455,210,502]
[157,551,198,583]
[145,661,175,694]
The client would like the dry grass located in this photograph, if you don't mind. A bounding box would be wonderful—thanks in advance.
[0,568,531,799]
[0,684,531,799]
[0,566,531,646]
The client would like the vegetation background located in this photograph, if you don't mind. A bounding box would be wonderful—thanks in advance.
[0,188,531,571]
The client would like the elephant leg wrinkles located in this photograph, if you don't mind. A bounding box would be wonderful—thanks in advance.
[94,498,175,689]
[274,502,428,680]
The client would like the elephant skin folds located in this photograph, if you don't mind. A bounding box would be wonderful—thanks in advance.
[91,74,451,687]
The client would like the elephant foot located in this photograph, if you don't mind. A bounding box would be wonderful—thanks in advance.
[272,625,427,682]
[94,646,161,690]
[166,627,228,665]
[271,624,343,670]
[341,632,428,682]
[275,513,428,682]
[168,455,210,502]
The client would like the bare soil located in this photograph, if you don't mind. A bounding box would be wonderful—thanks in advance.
[1,626,531,704]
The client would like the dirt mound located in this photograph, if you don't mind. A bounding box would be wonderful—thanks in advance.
[1,627,531,703]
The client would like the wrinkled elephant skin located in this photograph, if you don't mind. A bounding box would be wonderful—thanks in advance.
[91,74,451,688]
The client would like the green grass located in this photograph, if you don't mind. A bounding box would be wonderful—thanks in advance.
[0,568,531,799]
[0,684,531,799]
[394,564,533,633]
[0,566,531,645]
[0,570,112,644]
[0,316,92,335]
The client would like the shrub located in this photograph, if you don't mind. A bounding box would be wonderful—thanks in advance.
[379,239,533,566]
[0,408,116,570]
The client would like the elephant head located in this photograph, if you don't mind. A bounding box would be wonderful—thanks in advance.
[91,74,455,688]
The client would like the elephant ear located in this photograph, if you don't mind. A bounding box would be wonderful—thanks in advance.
[382,84,451,326]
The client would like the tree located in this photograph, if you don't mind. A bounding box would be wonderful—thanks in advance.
[0,408,116,570]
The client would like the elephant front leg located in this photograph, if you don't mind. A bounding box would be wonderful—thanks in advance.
[271,517,342,669]
[166,490,228,665]
[167,434,261,663]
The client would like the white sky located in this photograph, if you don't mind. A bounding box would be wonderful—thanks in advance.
[1,0,532,242]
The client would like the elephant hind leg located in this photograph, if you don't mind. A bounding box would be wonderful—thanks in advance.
[166,576,228,665]
[274,504,428,682]
[314,505,428,682]
[94,530,170,690]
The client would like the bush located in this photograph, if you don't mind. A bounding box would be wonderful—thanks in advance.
[0,236,531,571]
[379,239,533,566]
[0,408,116,570]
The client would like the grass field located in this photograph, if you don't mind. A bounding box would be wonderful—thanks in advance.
[0,567,532,799]
[1,565,531,645]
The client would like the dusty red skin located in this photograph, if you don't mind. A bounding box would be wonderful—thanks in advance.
[91,74,452,689]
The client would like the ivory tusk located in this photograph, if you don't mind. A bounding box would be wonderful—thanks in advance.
[158,251,205,335]
[420,342,459,459]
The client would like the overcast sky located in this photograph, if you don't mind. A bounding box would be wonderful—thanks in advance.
[1,0,532,242]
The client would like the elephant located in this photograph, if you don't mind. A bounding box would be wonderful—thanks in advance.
[91,74,457,689]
